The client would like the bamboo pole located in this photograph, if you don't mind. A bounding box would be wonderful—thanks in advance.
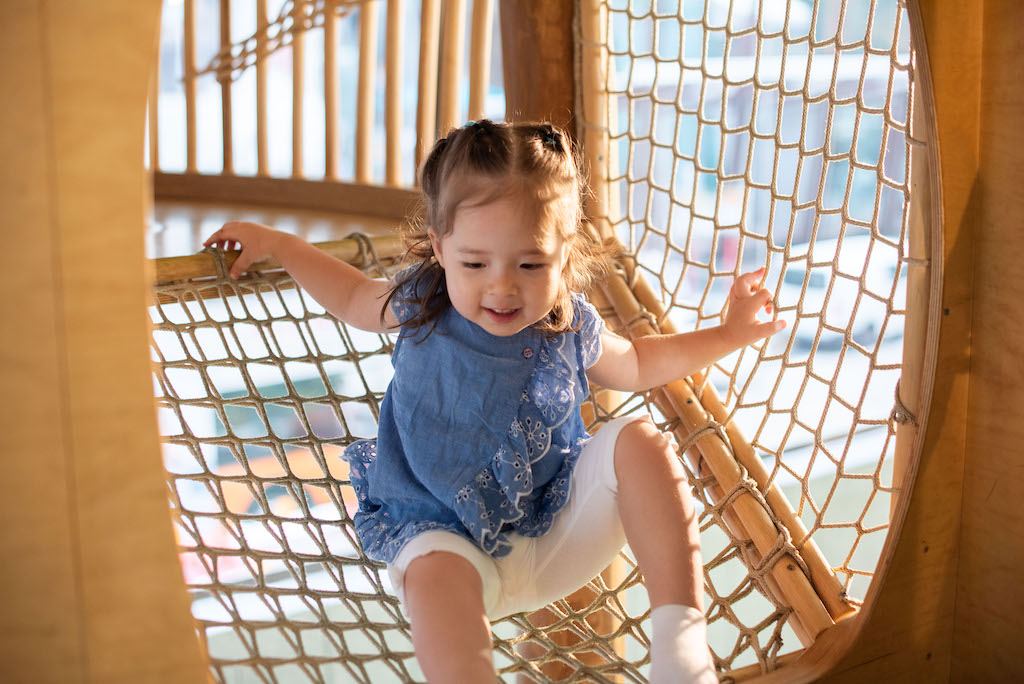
[385,0,404,186]
[356,0,379,183]
[579,0,612,241]
[183,0,198,173]
[599,271,835,642]
[256,0,269,176]
[324,2,339,180]
[416,0,441,171]
[468,0,493,122]
[650,387,813,646]
[721,486,814,647]
[219,0,233,175]
[291,0,305,178]
[626,266,852,622]
[438,0,466,134]
[152,235,405,285]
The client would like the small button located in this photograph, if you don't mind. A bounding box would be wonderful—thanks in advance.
[522,348,534,359]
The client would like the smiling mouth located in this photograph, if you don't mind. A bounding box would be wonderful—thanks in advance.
[485,307,520,322]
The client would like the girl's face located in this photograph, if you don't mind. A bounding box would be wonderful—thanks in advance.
[430,194,569,337]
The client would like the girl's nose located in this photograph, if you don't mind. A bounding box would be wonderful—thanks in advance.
[489,268,518,296]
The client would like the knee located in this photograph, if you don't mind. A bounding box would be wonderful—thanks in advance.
[615,418,674,458]
[613,419,684,478]
[404,551,483,597]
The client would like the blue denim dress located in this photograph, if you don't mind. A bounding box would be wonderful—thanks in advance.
[343,276,605,563]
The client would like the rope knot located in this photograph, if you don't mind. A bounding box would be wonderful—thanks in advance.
[891,380,918,427]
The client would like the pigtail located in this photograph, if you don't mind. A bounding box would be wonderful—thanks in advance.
[377,130,454,332]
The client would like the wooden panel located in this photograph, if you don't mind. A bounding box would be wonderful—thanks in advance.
[953,0,1024,679]
[0,3,85,680]
[1,1,209,680]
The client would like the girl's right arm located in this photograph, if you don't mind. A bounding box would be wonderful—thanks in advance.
[204,221,398,333]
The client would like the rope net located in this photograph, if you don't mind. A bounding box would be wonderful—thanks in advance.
[149,0,928,680]
[574,0,925,670]
[152,241,660,682]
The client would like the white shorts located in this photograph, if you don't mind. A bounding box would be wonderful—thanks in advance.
[387,415,648,619]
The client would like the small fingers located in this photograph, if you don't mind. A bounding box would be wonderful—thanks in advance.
[203,222,245,250]
[202,231,222,249]
[743,267,766,288]
[229,251,254,280]
[732,267,767,296]
[732,283,774,309]
[755,318,787,340]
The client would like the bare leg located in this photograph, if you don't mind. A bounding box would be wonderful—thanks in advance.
[614,419,703,609]
[614,420,717,682]
[403,552,496,682]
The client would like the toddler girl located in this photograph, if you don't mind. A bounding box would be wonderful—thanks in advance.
[205,119,784,683]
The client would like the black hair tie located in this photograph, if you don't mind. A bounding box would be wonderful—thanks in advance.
[540,125,561,151]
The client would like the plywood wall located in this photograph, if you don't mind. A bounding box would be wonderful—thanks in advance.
[0,1,208,681]
[954,0,1024,679]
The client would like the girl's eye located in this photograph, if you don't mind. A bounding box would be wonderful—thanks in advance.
[462,262,484,269]
[520,263,545,271]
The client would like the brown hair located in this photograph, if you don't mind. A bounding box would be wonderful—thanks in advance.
[383,119,615,336]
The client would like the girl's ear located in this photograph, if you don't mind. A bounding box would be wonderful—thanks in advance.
[559,234,573,272]
[428,227,446,269]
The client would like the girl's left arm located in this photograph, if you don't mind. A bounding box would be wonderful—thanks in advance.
[587,269,786,392]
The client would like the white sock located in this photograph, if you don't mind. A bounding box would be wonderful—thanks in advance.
[649,604,718,684]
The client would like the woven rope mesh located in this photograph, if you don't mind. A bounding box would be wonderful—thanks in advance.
[150,0,927,680]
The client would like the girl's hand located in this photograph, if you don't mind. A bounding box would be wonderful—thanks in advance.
[722,267,786,348]
[203,221,283,279]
